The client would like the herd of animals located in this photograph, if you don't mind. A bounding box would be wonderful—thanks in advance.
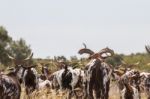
[0,44,150,99]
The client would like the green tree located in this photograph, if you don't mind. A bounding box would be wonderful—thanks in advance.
[54,56,67,62]
[0,26,12,65]
[8,38,33,66]
[9,38,31,59]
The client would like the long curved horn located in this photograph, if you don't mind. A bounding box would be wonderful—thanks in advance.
[83,43,87,48]
[78,43,94,55]
[98,47,114,58]
[7,54,15,60]
[145,45,150,53]
[78,49,94,55]
[24,53,33,61]
[7,67,15,71]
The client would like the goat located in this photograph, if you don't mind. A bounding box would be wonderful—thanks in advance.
[21,65,39,95]
[144,75,150,99]
[139,72,150,99]
[114,70,141,99]
[40,64,51,80]
[51,62,85,99]
[37,64,53,89]
[0,68,21,99]
[7,53,39,96]
[38,79,52,89]
[140,45,150,99]
[78,43,114,99]
[121,82,140,99]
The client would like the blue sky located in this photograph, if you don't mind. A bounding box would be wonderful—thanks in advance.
[1,0,150,58]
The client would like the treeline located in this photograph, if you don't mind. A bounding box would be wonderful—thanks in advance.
[0,26,150,72]
[34,53,150,73]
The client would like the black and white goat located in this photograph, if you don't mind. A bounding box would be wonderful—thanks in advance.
[38,64,52,89]
[78,44,114,99]
[7,53,39,95]
[51,62,85,98]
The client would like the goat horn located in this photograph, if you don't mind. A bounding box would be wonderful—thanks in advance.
[98,47,114,58]
[145,45,150,53]
[78,44,94,55]
[78,49,94,55]
[24,53,33,61]
[83,43,87,48]
[7,54,15,60]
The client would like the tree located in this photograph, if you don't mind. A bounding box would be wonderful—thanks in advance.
[0,26,33,66]
[7,38,34,67]
[9,38,32,60]
[54,56,67,62]
[106,54,123,67]
[0,26,12,65]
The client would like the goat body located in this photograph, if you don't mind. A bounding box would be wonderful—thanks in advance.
[0,72,21,99]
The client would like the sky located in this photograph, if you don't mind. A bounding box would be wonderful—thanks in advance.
[0,0,150,58]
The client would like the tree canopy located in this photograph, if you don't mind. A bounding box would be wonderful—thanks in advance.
[0,26,32,66]
[0,26,12,65]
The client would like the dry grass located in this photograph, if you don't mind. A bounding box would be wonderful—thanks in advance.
[21,87,70,99]
[20,84,148,99]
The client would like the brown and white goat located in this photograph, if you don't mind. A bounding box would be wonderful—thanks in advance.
[78,43,114,99]
[121,82,140,99]
[0,68,21,99]
[113,69,141,99]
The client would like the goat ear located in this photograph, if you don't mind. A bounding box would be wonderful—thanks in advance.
[7,67,15,71]
[30,65,37,68]
[27,65,37,69]
[139,74,145,79]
